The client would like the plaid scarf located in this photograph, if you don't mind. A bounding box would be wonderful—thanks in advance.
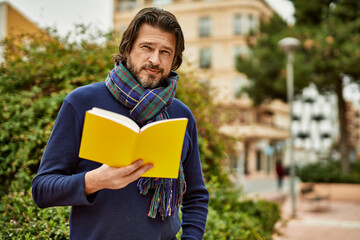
[105,62,186,219]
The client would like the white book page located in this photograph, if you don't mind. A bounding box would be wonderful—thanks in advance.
[89,107,140,133]
[140,118,188,132]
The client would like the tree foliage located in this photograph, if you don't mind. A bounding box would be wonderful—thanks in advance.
[237,15,300,105]
[236,0,360,172]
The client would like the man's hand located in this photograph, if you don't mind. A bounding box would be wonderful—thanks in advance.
[84,160,153,195]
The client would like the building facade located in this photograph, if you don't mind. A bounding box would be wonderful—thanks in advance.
[291,84,339,163]
[0,1,42,62]
[113,0,290,179]
[292,84,360,163]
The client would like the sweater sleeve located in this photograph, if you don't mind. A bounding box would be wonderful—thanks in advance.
[181,118,209,240]
[32,99,93,208]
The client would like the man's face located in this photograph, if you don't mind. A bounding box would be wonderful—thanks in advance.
[126,23,176,88]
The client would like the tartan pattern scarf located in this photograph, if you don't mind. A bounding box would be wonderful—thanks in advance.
[105,62,186,219]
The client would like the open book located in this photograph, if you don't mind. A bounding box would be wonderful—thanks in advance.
[78,107,188,178]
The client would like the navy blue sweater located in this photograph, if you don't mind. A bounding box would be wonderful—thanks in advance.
[32,82,209,239]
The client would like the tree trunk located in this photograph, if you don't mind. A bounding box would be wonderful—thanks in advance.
[335,76,350,174]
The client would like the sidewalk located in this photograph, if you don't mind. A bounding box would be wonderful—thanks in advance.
[241,176,360,240]
[273,196,360,240]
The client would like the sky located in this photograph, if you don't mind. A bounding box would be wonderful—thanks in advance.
[5,0,295,36]
[6,0,114,35]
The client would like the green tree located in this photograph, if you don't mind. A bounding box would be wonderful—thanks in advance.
[290,0,360,173]
[236,14,310,105]
[236,0,360,173]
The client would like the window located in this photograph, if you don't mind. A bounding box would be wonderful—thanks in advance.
[233,45,249,67]
[233,76,246,97]
[152,0,172,5]
[248,15,257,32]
[234,14,243,35]
[199,17,212,37]
[117,0,136,11]
[234,14,257,35]
[199,48,211,69]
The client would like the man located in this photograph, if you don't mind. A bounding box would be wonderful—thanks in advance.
[275,159,284,189]
[32,7,209,240]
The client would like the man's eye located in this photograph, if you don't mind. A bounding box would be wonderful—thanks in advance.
[161,50,171,55]
[142,45,151,50]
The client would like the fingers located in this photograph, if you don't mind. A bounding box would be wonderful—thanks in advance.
[121,160,153,176]
[122,159,144,175]
[122,162,153,184]
[85,160,153,193]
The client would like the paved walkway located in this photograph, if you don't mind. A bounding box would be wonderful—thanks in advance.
[273,197,360,240]
[241,176,360,240]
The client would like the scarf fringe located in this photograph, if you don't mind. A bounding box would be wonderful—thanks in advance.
[137,164,186,219]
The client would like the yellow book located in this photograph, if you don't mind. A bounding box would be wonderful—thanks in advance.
[78,107,188,178]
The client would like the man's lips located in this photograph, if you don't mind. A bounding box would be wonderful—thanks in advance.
[143,67,165,75]
[145,68,160,73]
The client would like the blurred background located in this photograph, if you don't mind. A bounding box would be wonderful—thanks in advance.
[1,0,359,239]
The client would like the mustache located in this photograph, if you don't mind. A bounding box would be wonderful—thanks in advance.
[141,64,164,74]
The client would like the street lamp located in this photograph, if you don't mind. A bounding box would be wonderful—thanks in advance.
[278,37,300,218]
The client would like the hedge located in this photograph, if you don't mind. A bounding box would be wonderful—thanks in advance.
[297,159,360,184]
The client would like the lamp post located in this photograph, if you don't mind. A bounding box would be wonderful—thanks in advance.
[278,37,300,218]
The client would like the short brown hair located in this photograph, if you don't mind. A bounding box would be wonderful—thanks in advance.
[114,7,185,70]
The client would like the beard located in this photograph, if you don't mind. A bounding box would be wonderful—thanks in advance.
[126,56,169,89]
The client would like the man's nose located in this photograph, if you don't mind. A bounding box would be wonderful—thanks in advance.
[148,51,160,65]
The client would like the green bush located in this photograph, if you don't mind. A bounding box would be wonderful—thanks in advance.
[0,190,70,239]
[205,206,266,240]
[204,179,281,240]
[0,87,67,195]
[0,27,117,197]
[297,160,360,184]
